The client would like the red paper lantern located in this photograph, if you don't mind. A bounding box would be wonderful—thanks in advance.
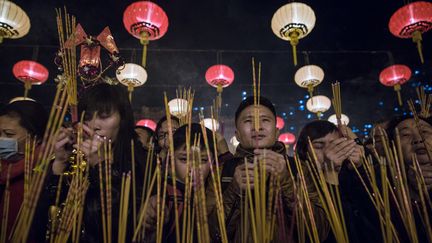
[276,116,285,130]
[389,1,432,63]
[12,60,49,97]
[379,64,411,106]
[136,119,157,132]
[278,133,296,145]
[123,1,169,67]
[205,64,235,92]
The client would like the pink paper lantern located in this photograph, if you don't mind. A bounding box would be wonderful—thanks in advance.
[278,133,296,145]
[276,116,285,130]
[205,64,234,91]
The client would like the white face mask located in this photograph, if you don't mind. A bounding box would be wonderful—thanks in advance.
[0,137,19,161]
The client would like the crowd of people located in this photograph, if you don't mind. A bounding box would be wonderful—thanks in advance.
[0,82,431,242]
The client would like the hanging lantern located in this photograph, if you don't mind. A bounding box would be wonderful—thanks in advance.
[294,65,324,98]
[271,2,316,66]
[379,64,411,106]
[12,60,49,98]
[389,1,432,64]
[123,1,169,67]
[276,116,285,130]
[168,98,189,118]
[205,64,234,111]
[0,0,30,44]
[201,118,220,132]
[328,114,350,126]
[136,119,157,131]
[306,95,331,118]
[278,132,296,145]
[116,63,148,101]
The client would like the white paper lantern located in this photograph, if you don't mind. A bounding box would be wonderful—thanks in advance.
[201,118,220,131]
[168,98,189,117]
[294,65,324,97]
[328,114,350,126]
[0,0,30,43]
[271,2,316,65]
[306,95,331,114]
[116,63,148,88]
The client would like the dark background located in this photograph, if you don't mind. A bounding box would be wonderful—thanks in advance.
[0,0,431,144]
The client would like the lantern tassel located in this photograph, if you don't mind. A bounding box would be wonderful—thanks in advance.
[128,84,134,102]
[24,81,32,98]
[412,31,424,64]
[216,84,223,113]
[289,30,300,66]
[394,84,403,106]
[140,32,149,68]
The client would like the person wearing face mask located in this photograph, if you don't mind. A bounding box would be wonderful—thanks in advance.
[34,83,146,242]
[0,99,48,238]
[386,115,432,242]
[296,120,381,243]
[210,96,329,242]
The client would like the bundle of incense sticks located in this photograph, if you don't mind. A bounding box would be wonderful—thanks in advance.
[175,87,195,126]
[331,81,342,126]
[408,100,432,162]
[98,139,113,243]
[11,78,70,242]
[118,172,131,242]
[305,139,349,243]
[416,86,431,118]
[55,7,78,122]
[1,165,11,243]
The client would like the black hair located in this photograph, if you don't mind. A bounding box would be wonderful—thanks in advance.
[234,96,276,125]
[386,115,432,141]
[173,123,215,157]
[0,100,48,140]
[154,115,180,152]
[78,83,139,173]
[155,116,180,135]
[296,120,339,161]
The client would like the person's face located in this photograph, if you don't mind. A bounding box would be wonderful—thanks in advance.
[235,105,278,149]
[309,131,341,164]
[397,118,432,165]
[0,115,28,153]
[135,128,152,148]
[157,120,180,150]
[86,111,121,143]
[174,144,211,184]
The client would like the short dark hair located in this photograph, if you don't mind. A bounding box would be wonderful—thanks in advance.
[173,123,215,157]
[234,96,276,125]
[386,115,432,141]
[296,120,339,161]
[0,100,48,140]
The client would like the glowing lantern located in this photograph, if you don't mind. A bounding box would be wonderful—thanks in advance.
[276,116,285,130]
[278,132,296,150]
[328,114,350,126]
[306,95,331,118]
[294,65,324,98]
[168,98,188,118]
[136,119,157,131]
[116,63,148,100]
[201,118,220,132]
[0,0,30,43]
[205,64,234,111]
[12,60,49,98]
[271,2,316,66]
[389,1,432,63]
[379,64,411,106]
[123,1,169,67]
